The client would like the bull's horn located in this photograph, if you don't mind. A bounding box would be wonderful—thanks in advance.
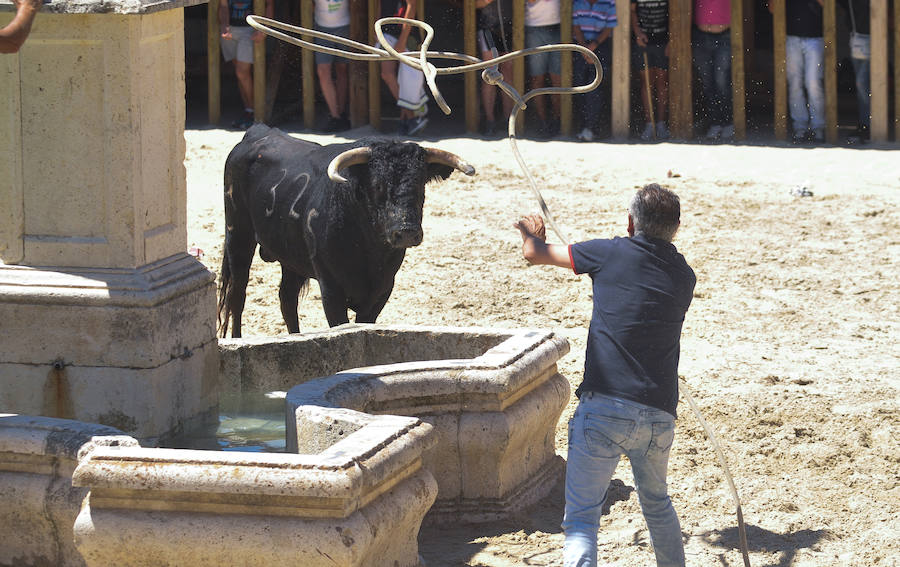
[425,148,476,176]
[328,146,372,183]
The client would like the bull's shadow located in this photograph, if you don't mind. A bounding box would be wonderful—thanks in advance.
[697,524,831,567]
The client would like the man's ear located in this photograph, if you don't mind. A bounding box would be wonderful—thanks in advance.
[627,214,635,236]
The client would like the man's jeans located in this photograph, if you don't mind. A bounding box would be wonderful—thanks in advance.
[786,35,825,134]
[562,392,685,567]
[574,40,611,132]
[693,28,732,127]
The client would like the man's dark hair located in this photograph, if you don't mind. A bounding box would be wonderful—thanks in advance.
[628,183,681,242]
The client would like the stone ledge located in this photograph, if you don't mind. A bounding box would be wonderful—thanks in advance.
[0,0,209,16]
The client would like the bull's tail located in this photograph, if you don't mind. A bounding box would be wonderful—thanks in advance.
[216,243,233,338]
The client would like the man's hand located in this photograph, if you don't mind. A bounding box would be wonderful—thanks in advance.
[13,0,41,13]
[514,214,546,242]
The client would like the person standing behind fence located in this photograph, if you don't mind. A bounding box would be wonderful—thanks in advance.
[838,0,870,144]
[632,0,669,141]
[526,0,562,139]
[770,0,825,143]
[314,0,351,132]
[692,0,733,142]
[572,0,617,142]
[0,0,41,54]
[376,0,429,136]
[513,184,695,567]
[476,0,514,137]
[219,0,273,130]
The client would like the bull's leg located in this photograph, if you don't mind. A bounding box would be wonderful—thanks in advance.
[318,281,350,327]
[278,266,306,334]
[223,228,257,338]
[354,289,393,324]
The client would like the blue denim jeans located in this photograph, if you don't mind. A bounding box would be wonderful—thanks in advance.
[850,32,871,131]
[563,393,684,567]
[574,40,611,132]
[692,28,732,127]
[785,35,825,134]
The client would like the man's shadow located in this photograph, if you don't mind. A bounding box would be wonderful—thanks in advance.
[417,473,634,567]
[698,524,832,567]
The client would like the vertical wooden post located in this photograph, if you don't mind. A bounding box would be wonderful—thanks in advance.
[668,0,693,139]
[301,0,315,130]
[513,0,525,133]
[772,0,787,140]
[464,0,479,133]
[208,0,221,125]
[368,0,381,130]
[870,0,889,142]
[731,0,746,140]
[823,0,838,143]
[895,0,900,140]
[349,0,369,127]
[611,0,631,139]
[253,0,266,123]
[560,0,573,136]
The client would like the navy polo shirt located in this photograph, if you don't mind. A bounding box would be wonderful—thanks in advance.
[570,233,695,417]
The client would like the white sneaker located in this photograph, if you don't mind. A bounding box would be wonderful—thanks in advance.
[655,121,670,140]
[577,127,594,142]
[640,122,655,141]
[705,124,723,140]
[720,124,735,141]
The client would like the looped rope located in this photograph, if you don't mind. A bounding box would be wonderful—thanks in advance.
[246,15,601,243]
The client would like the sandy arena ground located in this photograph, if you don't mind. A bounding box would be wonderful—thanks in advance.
[185,125,898,567]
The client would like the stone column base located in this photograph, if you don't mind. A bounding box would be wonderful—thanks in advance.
[0,254,218,442]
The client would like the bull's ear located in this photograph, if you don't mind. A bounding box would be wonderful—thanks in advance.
[426,163,454,182]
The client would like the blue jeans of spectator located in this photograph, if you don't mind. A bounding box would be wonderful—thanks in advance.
[692,28,732,127]
[850,32,871,131]
[563,392,684,567]
[574,40,610,132]
[785,35,825,134]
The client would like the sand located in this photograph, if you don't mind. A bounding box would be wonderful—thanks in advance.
[185,125,899,567]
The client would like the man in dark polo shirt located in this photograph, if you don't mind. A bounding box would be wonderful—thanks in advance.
[514,183,695,567]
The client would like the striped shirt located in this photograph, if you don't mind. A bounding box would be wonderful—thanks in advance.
[573,0,618,41]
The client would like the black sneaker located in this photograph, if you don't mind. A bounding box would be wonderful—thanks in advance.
[397,119,410,136]
[483,120,498,137]
[323,115,346,132]
[407,115,428,136]
[231,111,254,130]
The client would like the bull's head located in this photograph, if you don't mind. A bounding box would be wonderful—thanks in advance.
[327,141,475,248]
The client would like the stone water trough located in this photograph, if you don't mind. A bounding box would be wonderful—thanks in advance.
[1,324,570,567]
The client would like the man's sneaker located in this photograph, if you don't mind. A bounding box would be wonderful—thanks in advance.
[655,121,670,140]
[792,128,808,144]
[483,120,498,137]
[640,122,655,141]
[721,124,735,141]
[407,115,428,136]
[231,111,254,130]
[577,127,594,142]
[397,119,410,136]
[812,128,825,143]
[704,124,723,141]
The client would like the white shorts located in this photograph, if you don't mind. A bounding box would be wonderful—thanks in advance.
[221,25,255,64]
[376,33,428,112]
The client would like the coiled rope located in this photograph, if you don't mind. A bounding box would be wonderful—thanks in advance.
[246,15,749,565]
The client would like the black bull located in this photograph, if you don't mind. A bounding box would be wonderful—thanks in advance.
[217,125,475,338]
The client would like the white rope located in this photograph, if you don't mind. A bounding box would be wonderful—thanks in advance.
[245,17,749,564]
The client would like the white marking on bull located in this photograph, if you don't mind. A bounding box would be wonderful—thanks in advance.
[306,208,319,257]
[226,224,234,232]
[264,169,288,218]
[225,184,234,201]
[288,173,311,220]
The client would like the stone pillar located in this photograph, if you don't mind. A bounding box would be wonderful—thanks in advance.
[0,0,217,443]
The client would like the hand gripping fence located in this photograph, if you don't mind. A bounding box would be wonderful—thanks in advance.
[246,15,750,565]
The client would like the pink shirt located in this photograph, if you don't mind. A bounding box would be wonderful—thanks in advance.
[694,0,730,27]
